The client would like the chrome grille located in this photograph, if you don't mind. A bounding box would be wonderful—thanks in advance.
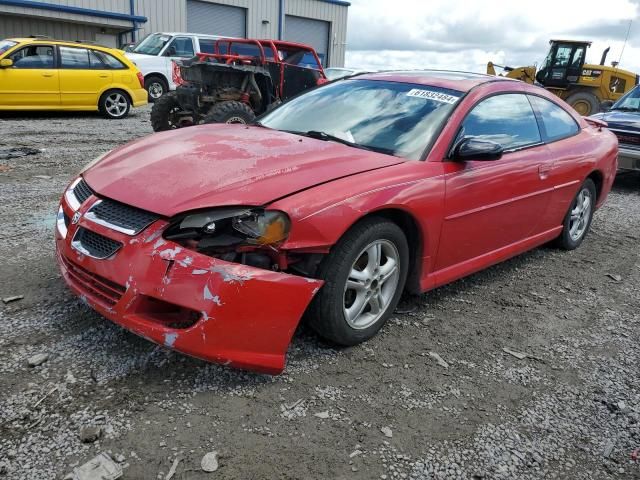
[73,178,94,205]
[72,227,122,259]
[86,199,159,235]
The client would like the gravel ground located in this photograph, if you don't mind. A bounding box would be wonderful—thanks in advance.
[0,106,639,479]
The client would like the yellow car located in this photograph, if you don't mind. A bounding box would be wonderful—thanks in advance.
[0,37,147,119]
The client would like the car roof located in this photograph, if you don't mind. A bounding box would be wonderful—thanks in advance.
[355,70,514,92]
[154,32,222,38]
[6,37,122,52]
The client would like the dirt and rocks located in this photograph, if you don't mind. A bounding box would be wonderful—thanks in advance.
[0,106,639,479]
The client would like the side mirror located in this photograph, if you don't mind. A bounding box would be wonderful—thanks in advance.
[599,100,614,112]
[164,46,177,57]
[0,59,13,68]
[452,137,503,161]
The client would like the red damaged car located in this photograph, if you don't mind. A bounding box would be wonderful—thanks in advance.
[55,70,617,374]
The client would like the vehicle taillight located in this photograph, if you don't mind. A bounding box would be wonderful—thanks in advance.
[172,61,184,86]
[136,71,144,89]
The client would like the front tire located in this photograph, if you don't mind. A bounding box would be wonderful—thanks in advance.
[555,178,596,250]
[308,218,409,346]
[203,101,255,124]
[98,90,131,119]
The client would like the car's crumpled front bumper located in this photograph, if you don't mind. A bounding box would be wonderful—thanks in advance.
[55,193,323,374]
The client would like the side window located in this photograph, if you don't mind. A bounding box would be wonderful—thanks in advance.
[10,45,54,69]
[529,95,579,142]
[459,94,541,150]
[198,38,215,54]
[164,37,194,57]
[93,50,127,69]
[60,46,96,69]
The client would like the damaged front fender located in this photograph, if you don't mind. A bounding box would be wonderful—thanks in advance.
[56,219,323,374]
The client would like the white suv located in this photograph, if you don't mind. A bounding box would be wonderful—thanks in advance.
[125,32,223,101]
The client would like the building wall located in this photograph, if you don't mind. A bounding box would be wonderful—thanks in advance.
[0,0,348,66]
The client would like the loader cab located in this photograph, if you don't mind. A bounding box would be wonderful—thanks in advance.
[536,40,590,88]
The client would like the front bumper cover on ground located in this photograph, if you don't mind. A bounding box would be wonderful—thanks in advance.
[55,195,323,374]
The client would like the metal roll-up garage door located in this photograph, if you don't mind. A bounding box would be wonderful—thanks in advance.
[284,15,330,66]
[187,1,247,37]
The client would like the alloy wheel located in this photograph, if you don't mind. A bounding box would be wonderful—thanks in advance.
[148,82,164,99]
[343,239,400,329]
[105,93,128,118]
[569,187,592,241]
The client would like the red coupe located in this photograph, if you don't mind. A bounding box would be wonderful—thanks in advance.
[55,70,618,374]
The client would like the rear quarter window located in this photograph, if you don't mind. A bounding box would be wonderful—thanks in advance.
[529,95,580,142]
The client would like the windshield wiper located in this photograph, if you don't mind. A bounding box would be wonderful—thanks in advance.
[285,130,394,155]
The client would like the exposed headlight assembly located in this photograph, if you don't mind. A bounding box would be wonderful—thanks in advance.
[165,208,291,249]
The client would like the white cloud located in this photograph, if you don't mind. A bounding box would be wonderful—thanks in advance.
[345,0,640,75]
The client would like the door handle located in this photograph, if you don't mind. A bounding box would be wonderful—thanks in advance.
[42,73,54,77]
[99,74,109,78]
[538,164,552,179]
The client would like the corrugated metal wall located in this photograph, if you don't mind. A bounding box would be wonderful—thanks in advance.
[0,0,348,66]
[0,14,103,41]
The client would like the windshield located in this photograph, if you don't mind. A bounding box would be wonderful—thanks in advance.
[0,40,17,55]
[132,33,172,56]
[259,79,462,160]
[612,85,640,111]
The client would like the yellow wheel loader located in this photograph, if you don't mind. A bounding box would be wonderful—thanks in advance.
[487,39,638,115]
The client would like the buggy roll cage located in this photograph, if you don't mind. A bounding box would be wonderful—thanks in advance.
[193,38,325,73]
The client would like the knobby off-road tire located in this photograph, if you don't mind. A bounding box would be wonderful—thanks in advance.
[555,178,597,250]
[150,92,181,132]
[308,217,409,346]
[203,101,255,124]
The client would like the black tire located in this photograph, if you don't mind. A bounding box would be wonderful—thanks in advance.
[565,90,600,116]
[555,178,597,250]
[203,101,255,124]
[307,217,410,346]
[98,90,131,119]
[150,92,182,132]
[145,75,168,102]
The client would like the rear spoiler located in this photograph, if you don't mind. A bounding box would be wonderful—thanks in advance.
[584,117,608,128]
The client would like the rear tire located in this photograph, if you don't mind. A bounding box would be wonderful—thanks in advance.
[98,90,131,119]
[150,92,182,132]
[145,75,168,102]
[555,178,596,250]
[203,101,255,124]
[565,90,600,116]
[308,217,409,346]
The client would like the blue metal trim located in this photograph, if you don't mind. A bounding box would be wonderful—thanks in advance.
[129,0,136,42]
[278,0,284,40]
[317,0,350,6]
[0,0,148,23]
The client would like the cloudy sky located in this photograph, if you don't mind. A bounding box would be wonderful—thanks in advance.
[344,0,640,75]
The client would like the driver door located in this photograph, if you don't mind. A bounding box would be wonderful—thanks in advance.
[0,44,59,107]
[435,93,555,273]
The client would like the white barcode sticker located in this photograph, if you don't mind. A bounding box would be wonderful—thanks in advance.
[406,89,459,104]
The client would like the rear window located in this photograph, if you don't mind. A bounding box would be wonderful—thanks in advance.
[529,95,579,142]
[198,38,215,54]
[0,40,17,55]
[94,50,127,69]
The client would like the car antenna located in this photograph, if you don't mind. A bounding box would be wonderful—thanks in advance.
[615,19,632,69]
